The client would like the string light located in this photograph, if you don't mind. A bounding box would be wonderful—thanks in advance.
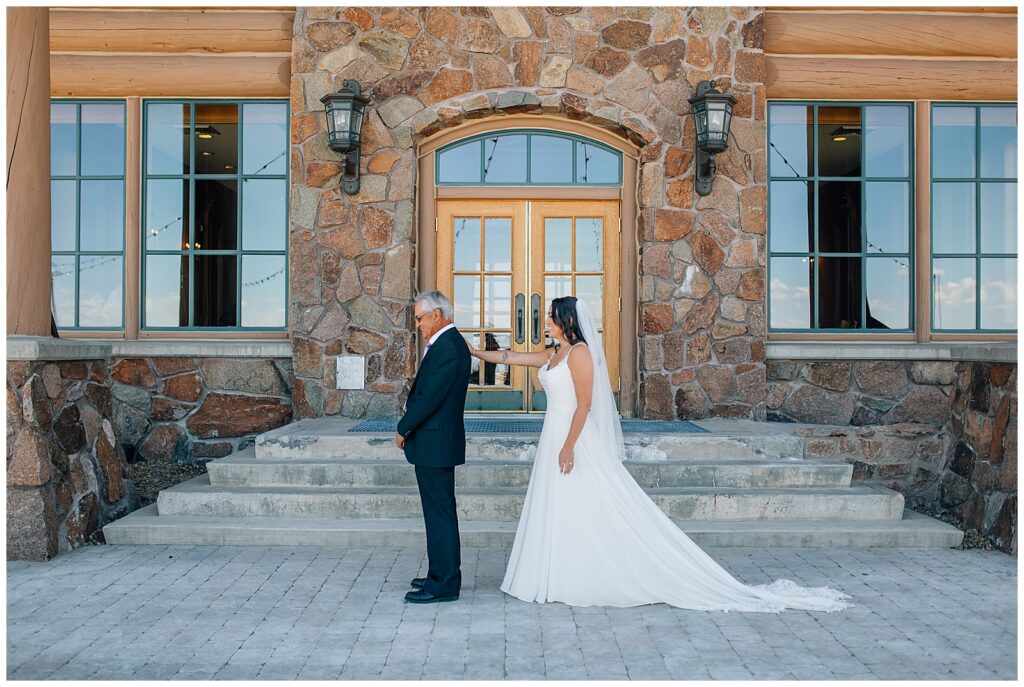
[769,142,910,271]
[248,150,285,176]
[483,137,498,180]
[51,254,120,278]
[243,266,284,287]
[148,215,183,238]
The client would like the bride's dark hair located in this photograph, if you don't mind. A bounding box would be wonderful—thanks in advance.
[550,296,587,346]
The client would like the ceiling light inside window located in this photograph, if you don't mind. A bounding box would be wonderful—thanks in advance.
[195,125,220,139]
[830,125,861,142]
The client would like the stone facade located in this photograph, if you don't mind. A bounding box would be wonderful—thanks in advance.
[766,359,959,427]
[939,362,1016,554]
[109,357,295,461]
[7,360,134,560]
[289,6,768,420]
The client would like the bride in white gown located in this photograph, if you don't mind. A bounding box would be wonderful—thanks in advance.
[468,296,850,613]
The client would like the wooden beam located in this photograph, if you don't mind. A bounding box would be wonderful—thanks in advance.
[51,53,289,97]
[772,6,1017,14]
[7,7,54,337]
[50,9,294,53]
[766,11,1016,58]
[766,55,1017,101]
[125,97,141,339]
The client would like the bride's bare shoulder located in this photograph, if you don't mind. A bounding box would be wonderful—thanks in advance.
[567,342,592,367]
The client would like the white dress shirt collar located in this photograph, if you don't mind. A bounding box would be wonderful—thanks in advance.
[425,323,456,353]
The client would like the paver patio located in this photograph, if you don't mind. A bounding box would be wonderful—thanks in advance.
[6,544,1016,680]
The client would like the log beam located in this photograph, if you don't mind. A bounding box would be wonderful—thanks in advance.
[773,6,1017,14]
[49,9,294,54]
[766,11,1016,58]
[50,53,290,97]
[766,56,1017,101]
[7,8,53,337]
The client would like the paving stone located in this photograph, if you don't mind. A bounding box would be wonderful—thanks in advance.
[6,544,1017,681]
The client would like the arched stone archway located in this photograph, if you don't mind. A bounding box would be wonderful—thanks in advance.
[288,6,768,421]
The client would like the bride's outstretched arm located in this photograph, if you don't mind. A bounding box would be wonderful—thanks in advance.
[559,344,594,474]
[466,341,553,369]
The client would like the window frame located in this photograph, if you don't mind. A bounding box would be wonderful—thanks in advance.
[435,129,624,187]
[140,98,290,333]
[766,100,917,334]
[929,101,1017,334]
[50,98,128,331]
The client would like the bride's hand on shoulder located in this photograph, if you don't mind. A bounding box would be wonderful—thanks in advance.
[558,444,574,475]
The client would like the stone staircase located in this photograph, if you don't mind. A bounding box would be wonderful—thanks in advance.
[104,417,964,548]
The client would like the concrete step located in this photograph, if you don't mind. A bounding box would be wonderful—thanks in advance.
[208,448,854,490]
[254,417,804,462]
[157,475,904,522]
[104,504,965,549]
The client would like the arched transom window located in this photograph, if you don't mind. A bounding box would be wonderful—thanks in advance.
[436,130,623,186]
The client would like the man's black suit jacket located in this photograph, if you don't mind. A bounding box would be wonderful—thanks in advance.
[397,327,471,468]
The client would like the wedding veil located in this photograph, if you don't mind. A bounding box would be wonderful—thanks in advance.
[574,299,627,469]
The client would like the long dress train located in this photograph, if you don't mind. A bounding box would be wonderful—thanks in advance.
[500,354,851,613]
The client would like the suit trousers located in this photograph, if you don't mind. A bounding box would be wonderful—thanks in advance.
[414,465,462,596]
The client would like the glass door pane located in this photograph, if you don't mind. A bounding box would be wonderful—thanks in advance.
[530,201,620,412]
[437,201,527,411]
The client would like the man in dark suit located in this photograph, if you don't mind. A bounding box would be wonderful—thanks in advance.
[396,291,471,604]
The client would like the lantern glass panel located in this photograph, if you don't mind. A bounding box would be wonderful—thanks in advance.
[695,107,708,141]
[331,106,352,136]
[350,108,364,141]
[708,106,726,135]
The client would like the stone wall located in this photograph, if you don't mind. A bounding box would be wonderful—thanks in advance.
[774,358,1017,554]
[7,360,134,560]
[109,357,294,461]
[795,422,948,501]
[766,360,957,426]
[289,6,769,420]
[939,362,1016,554]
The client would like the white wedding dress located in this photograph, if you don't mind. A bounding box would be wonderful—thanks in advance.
[500,337,852,613]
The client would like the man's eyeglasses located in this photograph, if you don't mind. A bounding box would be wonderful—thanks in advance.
[414,310,436,322]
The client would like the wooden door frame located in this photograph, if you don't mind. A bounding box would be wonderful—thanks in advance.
[416,115,641,417]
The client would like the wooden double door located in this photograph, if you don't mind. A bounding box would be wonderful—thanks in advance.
[436,199,620,412]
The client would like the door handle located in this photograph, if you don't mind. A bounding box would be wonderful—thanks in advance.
[531,293,542,345]
[514,293,525,344]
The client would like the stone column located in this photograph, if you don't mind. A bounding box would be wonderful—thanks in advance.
[6,8,52,336]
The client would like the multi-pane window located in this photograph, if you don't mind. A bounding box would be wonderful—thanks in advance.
[50,101,126,329]
[142,100,289,330]
[768,103,914,332]
[931,104,1017,331]
[437,130,622,185]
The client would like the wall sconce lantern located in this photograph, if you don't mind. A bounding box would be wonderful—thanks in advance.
[688,80,736,196]
[320,80,370,195]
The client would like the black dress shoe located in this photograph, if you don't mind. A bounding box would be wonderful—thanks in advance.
[405,589,459,604]
[410,577,427,589]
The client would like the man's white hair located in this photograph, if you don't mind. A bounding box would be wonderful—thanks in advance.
[414,290,455,321]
